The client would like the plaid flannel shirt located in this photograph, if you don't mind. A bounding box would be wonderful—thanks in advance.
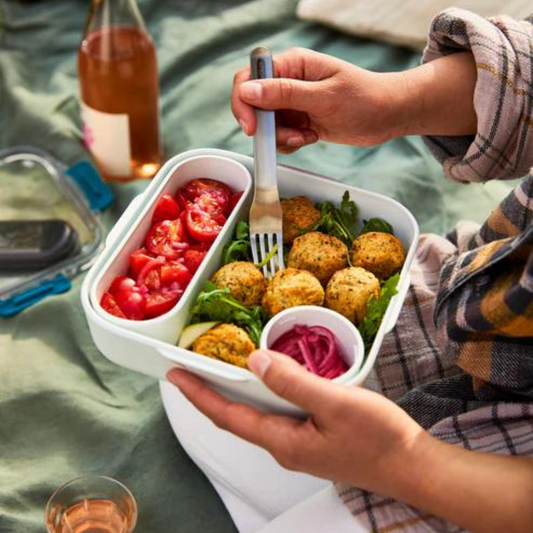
[337,8,533,532]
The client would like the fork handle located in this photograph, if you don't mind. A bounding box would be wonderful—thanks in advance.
[250,47,278,189]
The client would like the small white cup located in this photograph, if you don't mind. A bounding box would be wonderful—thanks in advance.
[259,306,365,383]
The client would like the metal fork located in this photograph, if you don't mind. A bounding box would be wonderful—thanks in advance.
[249,46,284,278]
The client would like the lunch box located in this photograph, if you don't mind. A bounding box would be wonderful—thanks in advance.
[81,148,419,415]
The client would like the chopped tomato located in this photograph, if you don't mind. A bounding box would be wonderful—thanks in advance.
[129,249,155,279]
[175,189,189,210]
[179,210,191,240]
[183,249,207,274]
[213,212,227,226]
[183,178,231,204]
[195,192,227,217]
[102,178,244,322]
[146,219,187,259]
[160,262,193,287]
[145,290,181,318]
[185,210,223,243]
[227,191,243,215]
[101,292,127,319]
[143,269,161,291]
[137,257,165,290]
[152,194,180,224]
[190,242,210,252]
[109,276,136,296]
[113,286,146,320]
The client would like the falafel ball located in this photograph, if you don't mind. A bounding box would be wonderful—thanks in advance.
[281,196,321,244]
[211,261,266,306]
[287,231,348,285]
[325,267,380,324]
[349,232,406,280]
[192,323,255,368]
[262,268,324,316]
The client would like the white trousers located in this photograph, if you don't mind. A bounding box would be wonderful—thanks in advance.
[160,381,367,533]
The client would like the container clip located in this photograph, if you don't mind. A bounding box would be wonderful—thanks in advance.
[0,275,72,317]
[66,161,114,211]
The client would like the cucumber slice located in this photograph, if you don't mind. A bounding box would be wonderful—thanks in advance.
[178,321,220,349]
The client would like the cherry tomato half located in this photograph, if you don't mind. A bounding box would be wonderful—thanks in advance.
[185,210,224,243]
[145,290,181,318]
[137,257,165,290]
[183,178,231,204]
[183,249,207,274]
[160,262,193,287]
[190,242,211,252]
[101,292,127,319]
[195,192,227,217]
[109,276,137,297]
[114,287,146,320]
[129,249,155,279]
[226,191,243,215]
[152,194,180,224]
[146,219,187,259]
[175,189,190,211]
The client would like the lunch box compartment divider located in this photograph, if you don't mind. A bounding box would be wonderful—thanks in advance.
[88,155,253,343]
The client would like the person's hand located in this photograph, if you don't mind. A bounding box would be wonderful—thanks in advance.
[168,351,533,533]
[167,349,429,495]
[232,48,407,153]
[232,47,478,153]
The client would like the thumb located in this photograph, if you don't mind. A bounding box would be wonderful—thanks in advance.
[248,350,336,414]
[239,78,318,112]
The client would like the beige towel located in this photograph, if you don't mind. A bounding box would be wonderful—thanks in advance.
[297,0,532,50]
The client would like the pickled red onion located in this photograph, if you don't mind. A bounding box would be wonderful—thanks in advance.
[271,325,348,379]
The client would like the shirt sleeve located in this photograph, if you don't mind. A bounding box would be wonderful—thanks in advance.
[422,8,533,183]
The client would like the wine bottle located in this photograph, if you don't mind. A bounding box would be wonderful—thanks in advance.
[78,0,162,181]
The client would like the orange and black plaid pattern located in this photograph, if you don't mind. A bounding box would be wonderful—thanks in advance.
[337,8,533,532]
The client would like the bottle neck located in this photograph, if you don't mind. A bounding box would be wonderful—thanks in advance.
[84,0,147,36]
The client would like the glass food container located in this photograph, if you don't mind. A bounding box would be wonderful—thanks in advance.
[0,146,113,317]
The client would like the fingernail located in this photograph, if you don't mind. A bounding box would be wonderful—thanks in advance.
[167,368,185,387]
[239,119,249,136]
[248,350,272,378]
[286,136,305,147]
[240,81,262,101]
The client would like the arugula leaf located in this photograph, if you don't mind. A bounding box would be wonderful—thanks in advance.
[301,191,359,246]
[360,218,394,235]
[222,221,252,264]
[338,191,359,235]
[190,280,266,345]
[358,273,400,352]
[235,220,249,240]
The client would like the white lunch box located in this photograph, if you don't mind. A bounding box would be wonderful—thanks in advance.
[81,148,419,416]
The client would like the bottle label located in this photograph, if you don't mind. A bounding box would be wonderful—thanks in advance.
[81,102,131,177]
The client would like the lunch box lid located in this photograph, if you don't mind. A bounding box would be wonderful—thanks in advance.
[0,146,113,317]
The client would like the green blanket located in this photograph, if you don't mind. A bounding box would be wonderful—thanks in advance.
[0,1,513,532]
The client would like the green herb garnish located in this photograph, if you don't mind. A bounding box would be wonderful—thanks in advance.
[222,221,252,264]
[190,280,266,345]
[358,273,400,352]
[302,191,359,246]
[360,218,394,235]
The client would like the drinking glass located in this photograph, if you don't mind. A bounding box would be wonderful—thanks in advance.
[45,475,137,533]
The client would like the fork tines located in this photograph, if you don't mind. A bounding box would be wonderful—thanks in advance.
[250,230,284,278]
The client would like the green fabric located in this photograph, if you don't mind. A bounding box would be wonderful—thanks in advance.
[0,0,514,532]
